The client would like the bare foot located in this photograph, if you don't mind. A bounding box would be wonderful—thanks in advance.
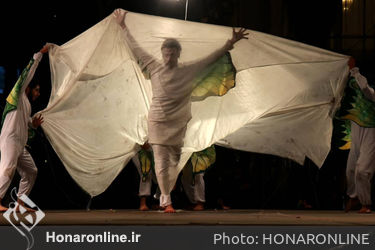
[0,205,8,212]
[218,198,230,210]
[164,204,176,213]
[345,197,360,213]
[139,204,149,211]
[193,202,205,211]
[221,205,231,210]
[139,197,149,211]
[358,205,371,214]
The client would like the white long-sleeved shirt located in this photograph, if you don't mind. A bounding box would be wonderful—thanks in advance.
[0,52,43,150]
[124,30,232,145]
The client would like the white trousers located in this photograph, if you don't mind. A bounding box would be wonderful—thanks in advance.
[151,144,181,207]
[0,146,38,199]
[132,155,160,199]
[182,162,205,204]
[346,122,375,205]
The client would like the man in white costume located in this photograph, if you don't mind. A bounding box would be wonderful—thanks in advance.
[0,44,50,211]
[114,9,248,212]
[134,153,207,211]
[132,144,161,211]
[345,58,375,213]
[181,162,206,211]
[133,144,209,211]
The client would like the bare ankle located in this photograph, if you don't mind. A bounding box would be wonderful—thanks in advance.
[164,204,176,213]
[193,202,205,211]
[359,205,371,214]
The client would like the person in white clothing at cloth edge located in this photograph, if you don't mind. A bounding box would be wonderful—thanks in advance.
[0,43,52,212]
[114,9,248,213]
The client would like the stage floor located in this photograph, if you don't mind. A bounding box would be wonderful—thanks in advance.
[1,209,374,226]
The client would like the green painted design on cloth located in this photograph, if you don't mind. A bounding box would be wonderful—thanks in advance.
[190,145,216,185]
[191,52,236,101]
[334,77,375,150]
[1,59,35,132]
[138,148,154,182]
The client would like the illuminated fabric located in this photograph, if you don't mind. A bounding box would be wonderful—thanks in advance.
[39,10,349,196]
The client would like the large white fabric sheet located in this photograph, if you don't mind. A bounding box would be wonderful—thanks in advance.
[39,10,349,197]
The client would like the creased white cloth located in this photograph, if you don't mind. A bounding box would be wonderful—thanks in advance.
[39,10,349,197]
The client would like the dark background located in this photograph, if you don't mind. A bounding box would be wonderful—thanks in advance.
[0,0,373,210]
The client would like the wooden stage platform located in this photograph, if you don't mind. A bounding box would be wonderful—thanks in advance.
[1,209,374,226]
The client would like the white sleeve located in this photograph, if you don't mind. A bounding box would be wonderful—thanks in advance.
[20,52,43,93]
[124,29,159,74]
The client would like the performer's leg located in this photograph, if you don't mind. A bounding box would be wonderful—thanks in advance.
[182,162,205,210]
[345,148,360,211]
[345,123,360,212]
[16,148,38,197]
[150,185,162,210]
[346,125,359,199]
[355,162,374,213]
[355,130,375,213]
[132,156,152,210]
[182,162,195,203]
[152,144,181,213]
[0,144,20,211]
[193,173,205,211]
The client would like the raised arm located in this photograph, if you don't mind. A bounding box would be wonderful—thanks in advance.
[228,27,249,49]
[188,27,249,73]
[20,43,52,94]
[113,9,159,76]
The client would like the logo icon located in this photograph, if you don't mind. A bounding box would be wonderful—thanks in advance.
[3,188,45,250]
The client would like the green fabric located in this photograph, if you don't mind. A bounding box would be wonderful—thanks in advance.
[137,145,216,184]
[136,53,233,182]
[334,77,375,150]
[190,145,216,184]
[332,119,351,150]
[191,52,236,101]
[138,148,154,182]
[0,59,35,132]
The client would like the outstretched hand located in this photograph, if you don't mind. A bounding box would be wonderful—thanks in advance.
[348,57,355,70]
[32,114,44,128]
[141,142,151,150]
[113,8,128,29]
[229,27,249,45]
[40,43,53,54]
